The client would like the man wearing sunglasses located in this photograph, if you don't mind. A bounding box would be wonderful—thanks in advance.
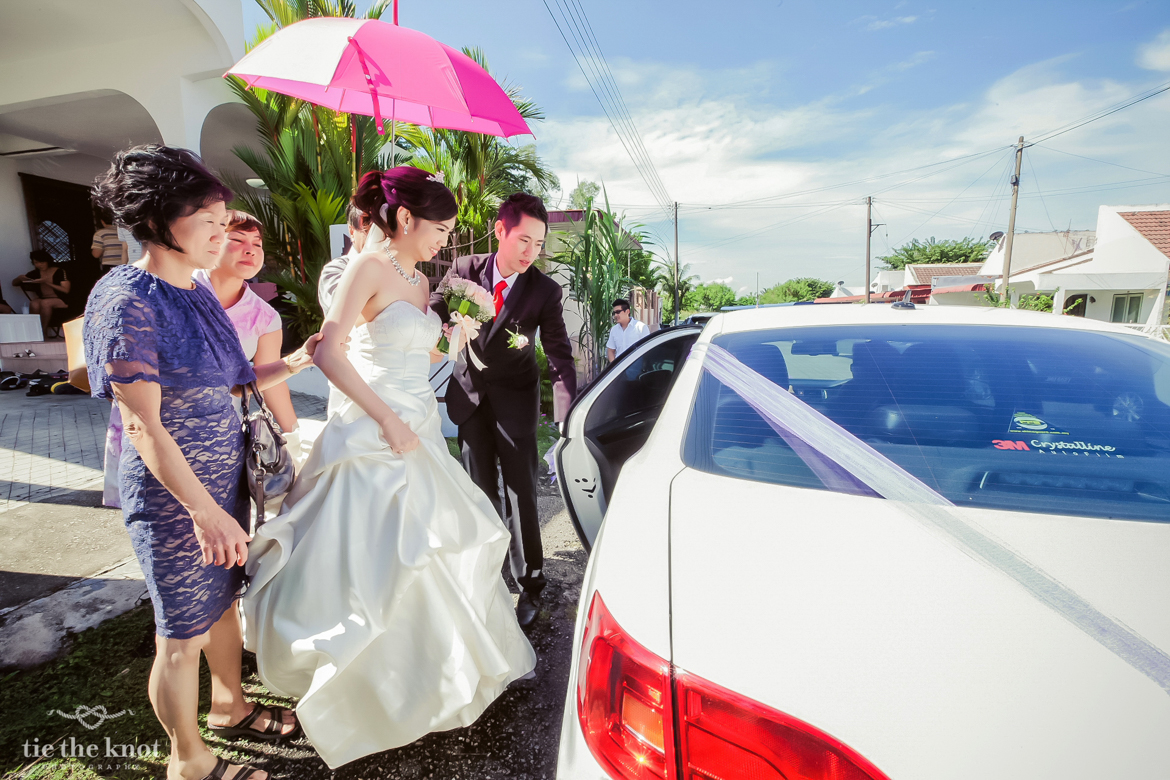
[606,298,649,363]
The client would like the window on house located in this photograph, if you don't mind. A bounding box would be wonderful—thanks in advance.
[1111,293,1143,324]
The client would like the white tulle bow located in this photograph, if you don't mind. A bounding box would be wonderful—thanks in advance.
[447,311,488,370]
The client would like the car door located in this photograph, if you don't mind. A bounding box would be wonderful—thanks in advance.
[554,326,701,550]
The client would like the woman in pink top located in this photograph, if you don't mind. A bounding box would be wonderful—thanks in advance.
[193,210,296,432]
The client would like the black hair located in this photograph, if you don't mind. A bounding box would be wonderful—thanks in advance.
[612,298,630,311]
[352,167,457,238]
[497,192,548,235]
[94,205,114,226]
[91,145,233,253]
[30,250,55,266]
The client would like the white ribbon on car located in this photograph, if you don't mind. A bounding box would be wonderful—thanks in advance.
[447,311,488,371]
[694,342,1170,695]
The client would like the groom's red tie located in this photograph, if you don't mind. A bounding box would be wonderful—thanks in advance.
[493,280,507,316]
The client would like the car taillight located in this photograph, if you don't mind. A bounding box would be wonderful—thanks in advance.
[578,592,675,779]
[578,591,890,780]
[675,670,891,780]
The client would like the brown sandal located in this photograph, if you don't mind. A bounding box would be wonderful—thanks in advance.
[199,755,264,780]
[208,702,299,741]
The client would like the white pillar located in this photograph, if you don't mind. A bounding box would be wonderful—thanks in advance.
[1051,288,1067,316]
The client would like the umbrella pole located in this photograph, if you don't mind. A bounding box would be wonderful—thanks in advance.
[351,116,357,192]
[391,117,396,167]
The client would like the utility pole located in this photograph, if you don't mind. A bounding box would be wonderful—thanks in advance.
[864,197,883,304]
[1001,136,1025,303]
[673,201,680,324]
[865,197,873,304]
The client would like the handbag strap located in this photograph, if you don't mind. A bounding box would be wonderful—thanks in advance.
[241,381,287,446]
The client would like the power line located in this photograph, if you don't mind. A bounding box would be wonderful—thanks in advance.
[880,200,1045,233]
[1024,150,1059,234]
[542,0,673,216]
[1027,79,1170,146]
[560,0,668,204]
[686,200,855,257]
[889,148,1014,245]
[543,1,669,210]
[1030,144,1170,178]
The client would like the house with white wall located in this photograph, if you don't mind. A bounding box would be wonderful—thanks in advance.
[978,205,1169,333]
[0,0,256,318]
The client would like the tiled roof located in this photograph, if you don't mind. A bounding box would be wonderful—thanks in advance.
[1120,210,1170,259]
[908,263,984,285]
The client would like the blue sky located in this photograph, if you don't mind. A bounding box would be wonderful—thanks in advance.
[243,1,1170,293]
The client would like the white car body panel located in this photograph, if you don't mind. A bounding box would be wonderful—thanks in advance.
[555,333,707,779]
[670,472,1170,779]
[556,308,1170,779]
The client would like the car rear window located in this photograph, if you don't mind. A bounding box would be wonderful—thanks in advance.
[682,324,1170,522]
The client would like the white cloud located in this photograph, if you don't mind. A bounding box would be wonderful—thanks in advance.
[535,52,1170,289]
[707,276,734,286]
[854,15,918,31]
[1137,29,1170,71]
[869,15,918,30]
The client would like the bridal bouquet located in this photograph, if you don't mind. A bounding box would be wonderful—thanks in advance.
[435,277,496,359]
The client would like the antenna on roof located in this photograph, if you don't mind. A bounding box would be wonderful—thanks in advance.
[892,290,916,310]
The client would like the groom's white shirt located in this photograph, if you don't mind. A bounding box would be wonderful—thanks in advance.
[490,257,517,304]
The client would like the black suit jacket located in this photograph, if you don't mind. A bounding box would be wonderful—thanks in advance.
[430,253,577,437]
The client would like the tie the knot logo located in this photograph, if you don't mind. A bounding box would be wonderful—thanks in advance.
[48,705,135,730]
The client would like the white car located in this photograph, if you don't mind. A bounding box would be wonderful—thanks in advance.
[553,304,1170,780]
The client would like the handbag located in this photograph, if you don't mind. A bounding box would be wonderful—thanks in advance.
[241,381,295,525]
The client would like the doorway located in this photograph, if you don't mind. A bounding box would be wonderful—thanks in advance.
[18,172,100,306]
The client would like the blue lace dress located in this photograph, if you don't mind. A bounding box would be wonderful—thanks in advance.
[84,265,256,639]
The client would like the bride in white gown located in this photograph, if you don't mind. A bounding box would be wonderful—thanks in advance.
[242,168,535,769]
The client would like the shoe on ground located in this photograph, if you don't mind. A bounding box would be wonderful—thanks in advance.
[516,591,541,629]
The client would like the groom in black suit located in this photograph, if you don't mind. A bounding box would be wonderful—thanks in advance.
[430,193,577,628]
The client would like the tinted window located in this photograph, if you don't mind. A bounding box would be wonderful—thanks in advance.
[586,334,693,435]
[683,325,1170,522]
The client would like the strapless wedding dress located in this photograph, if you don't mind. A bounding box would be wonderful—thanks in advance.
[242,299,536,769]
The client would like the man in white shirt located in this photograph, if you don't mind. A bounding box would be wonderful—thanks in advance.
[606,298,649,362]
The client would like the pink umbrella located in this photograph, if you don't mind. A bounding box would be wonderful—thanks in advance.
[224,17,531,138]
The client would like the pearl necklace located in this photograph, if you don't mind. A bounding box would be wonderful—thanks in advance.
[384,247,421,287]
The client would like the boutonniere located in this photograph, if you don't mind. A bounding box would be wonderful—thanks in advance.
[507,328,530,350]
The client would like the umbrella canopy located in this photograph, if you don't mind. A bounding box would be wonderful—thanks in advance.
[225,17,531,138]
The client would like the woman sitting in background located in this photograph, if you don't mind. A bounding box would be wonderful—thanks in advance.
[12,250,70,336]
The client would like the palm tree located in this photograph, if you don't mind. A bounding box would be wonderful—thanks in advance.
[649,257,698,319]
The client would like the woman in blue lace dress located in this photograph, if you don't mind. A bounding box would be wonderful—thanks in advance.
[86,146,319,780]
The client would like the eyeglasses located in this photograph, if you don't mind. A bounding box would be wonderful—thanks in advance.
[612,310,626,316]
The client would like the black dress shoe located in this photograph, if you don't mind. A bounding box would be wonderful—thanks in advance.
[516,592,541,628]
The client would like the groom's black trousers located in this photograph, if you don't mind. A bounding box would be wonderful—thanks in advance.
[458,397,546,596]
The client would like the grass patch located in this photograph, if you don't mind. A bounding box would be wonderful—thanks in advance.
[0,605,291,780]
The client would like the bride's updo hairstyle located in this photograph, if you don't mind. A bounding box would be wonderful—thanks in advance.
[353,167,458,239]
[92,144,233,253]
